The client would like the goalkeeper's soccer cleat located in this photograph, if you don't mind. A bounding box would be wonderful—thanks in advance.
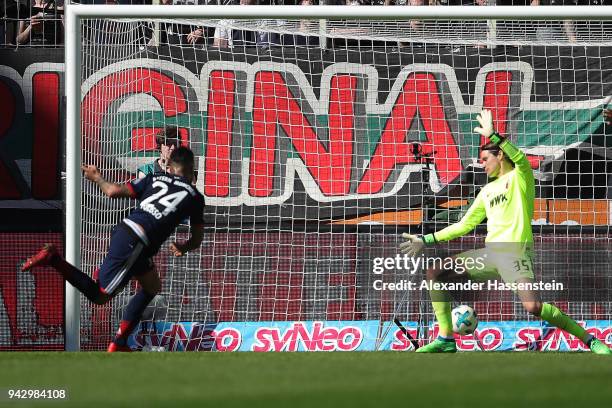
[589,339,612,355]
[107,342,133,353]
[21,244,59,272]
[415,338,457,353]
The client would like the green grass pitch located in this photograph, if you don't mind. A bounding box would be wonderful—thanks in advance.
[1,352,611,407]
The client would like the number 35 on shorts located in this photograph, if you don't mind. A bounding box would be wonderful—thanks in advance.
[512,255,534,278]
[512,255,534,274]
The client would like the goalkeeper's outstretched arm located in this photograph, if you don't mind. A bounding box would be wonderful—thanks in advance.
[427,193,486,244]
[475,109,534,189]
[400,193,486,256]
[400,108,514,256]
[426,108,535,242]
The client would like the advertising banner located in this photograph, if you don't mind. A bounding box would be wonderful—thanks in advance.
[128,320,612,352]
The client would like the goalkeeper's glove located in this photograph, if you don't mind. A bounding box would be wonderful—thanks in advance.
[473,109,504,145]
[400,233,438,257]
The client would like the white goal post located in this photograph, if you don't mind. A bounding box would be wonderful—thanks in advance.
[65,4,612,352]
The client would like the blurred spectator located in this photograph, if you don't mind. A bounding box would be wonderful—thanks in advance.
[213,0,279,49]
[283,0,319,46]
[157,0,212,46]
[531,0,577,43]
[82,0,151,50]
[1,0,26,45]
[383,0,426,33]
[381,0,425,49]
[185,26,206,45]
[213,17,231,48]
[16,0,63,46]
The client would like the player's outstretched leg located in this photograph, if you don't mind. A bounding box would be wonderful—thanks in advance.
[22,244,108,305]
[108,269,161,352]
[536,302,611,355]
[22,244,59,271]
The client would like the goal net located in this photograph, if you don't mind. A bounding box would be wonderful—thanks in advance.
[73,6,612,352]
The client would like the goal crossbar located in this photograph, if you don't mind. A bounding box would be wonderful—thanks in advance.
[65,5,612,21]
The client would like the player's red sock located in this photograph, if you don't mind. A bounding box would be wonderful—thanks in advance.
[112,320,138,347]
[112,290,156,347]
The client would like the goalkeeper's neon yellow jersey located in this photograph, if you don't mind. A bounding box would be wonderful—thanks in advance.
[432,139,534,244]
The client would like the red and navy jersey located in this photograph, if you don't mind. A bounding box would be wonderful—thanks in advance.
[125,173,204,253]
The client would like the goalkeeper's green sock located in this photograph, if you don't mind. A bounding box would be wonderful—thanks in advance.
[539,303,592,344]
[432,298,453,338]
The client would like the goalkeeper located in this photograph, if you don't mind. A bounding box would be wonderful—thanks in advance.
[401,109,611,354]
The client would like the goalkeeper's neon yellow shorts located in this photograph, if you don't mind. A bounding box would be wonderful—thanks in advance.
[453,245,535,284]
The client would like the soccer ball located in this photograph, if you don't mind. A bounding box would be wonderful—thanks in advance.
[451,305,478,335]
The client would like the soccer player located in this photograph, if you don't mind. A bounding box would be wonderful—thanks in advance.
[400,109,611,354]
[137,126,181,178]
[22,146,205,352]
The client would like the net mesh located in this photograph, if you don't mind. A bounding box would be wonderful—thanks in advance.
[83,17,612,47]
[78,14,612,351]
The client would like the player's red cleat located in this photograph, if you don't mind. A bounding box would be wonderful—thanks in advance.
[107,342,133,353]
[21,244,59,272]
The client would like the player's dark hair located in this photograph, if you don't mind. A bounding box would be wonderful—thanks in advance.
[168,146,194,171]
[155,126,181,150]
[481,141,515,167]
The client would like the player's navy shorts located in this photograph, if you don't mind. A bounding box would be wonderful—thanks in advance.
[97,222,153,296]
